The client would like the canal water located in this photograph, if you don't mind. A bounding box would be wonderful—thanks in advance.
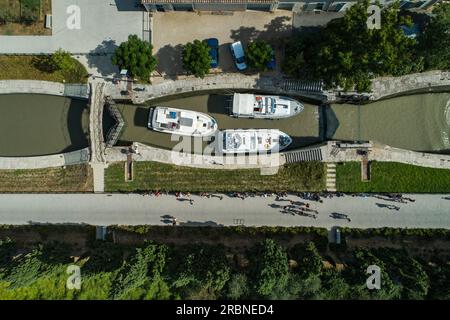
[0,94,89,157]
[328,92,450,153]
[111,93,323,152]
[107,91,450,154]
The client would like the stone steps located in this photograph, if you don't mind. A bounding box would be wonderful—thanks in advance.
[326,163,337,192]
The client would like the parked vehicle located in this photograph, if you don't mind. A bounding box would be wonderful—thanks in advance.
[266,46,276,70]
[206,38,219,68]
[230,41,247,71]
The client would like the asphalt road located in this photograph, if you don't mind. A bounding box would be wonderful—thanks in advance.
[0,193,449,229]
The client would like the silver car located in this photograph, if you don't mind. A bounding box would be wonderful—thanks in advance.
[230,41,247,71]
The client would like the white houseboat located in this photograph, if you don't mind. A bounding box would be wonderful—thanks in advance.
[219,129,292,154]
[148,107,218,137]
[231,93,304,119]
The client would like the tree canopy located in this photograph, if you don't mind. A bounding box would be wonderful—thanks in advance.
[283,0,423,92]
[50,49,77,72]
[109,242,167,300]
[0,227,449,300]
[251,239,289,297]
[290,242,323,278]
[111,34,157,81]
[246,40,273,71]
[182,40,212,78]
[419,2,450,70]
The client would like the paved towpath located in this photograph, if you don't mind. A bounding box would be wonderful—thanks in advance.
[0,193,449,229]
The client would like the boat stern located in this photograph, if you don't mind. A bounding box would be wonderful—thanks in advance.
[147,107,155,129]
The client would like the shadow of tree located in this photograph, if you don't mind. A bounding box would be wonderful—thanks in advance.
[87,39,120,77]
[230,26,260,43]
[230,16,293,45]
[262,16,292,41]
[155,44,184,80]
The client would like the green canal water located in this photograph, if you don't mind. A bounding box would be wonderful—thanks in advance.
[0,94,89,157]
[111,94,323,151]
[328,93,450,153]
[108,92,450,154]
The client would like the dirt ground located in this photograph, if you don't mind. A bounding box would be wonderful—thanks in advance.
[151,11,293,79]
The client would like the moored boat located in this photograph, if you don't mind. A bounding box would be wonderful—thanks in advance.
[231,93,304,119]
[148,107,218,137]
[218,129,292,154]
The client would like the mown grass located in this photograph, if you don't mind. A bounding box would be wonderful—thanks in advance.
[0,164,93,193]
[336,162,450,193]
[105,161,326,193]
[0,55,88,83]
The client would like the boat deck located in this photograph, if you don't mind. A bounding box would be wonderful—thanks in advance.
[112,94,322,153]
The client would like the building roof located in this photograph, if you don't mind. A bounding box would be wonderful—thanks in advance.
[142,0,275,4]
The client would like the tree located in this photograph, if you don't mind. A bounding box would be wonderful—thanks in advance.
[318,270,351,300]
[4,245,55,289]
[50,49,76,72]
[111,34,157,81]
[290,241,323,278]
[251,239,289,297]
[345,248,401,300]
[172,245,230,299]
[182,40,211,78]
[419,2,450,70]
[226,273,249,300]
[109,242,167,300]
[283,0,423,92]
[246,40,273,71]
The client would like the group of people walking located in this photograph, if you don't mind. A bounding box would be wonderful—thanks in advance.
[282,200,319,219]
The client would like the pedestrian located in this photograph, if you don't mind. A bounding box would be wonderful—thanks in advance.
[189,199,194,205]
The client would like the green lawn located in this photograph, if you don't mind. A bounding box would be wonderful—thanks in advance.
[105,161,326,193]
[0,165,93,193]
[0,55,88,83]
[336,162,450,193]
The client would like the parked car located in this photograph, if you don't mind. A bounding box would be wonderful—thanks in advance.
[266,46,276,70]
[230,41,247,71]
[206,38,219,68]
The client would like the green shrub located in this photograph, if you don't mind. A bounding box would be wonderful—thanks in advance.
[182,40,212,78]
